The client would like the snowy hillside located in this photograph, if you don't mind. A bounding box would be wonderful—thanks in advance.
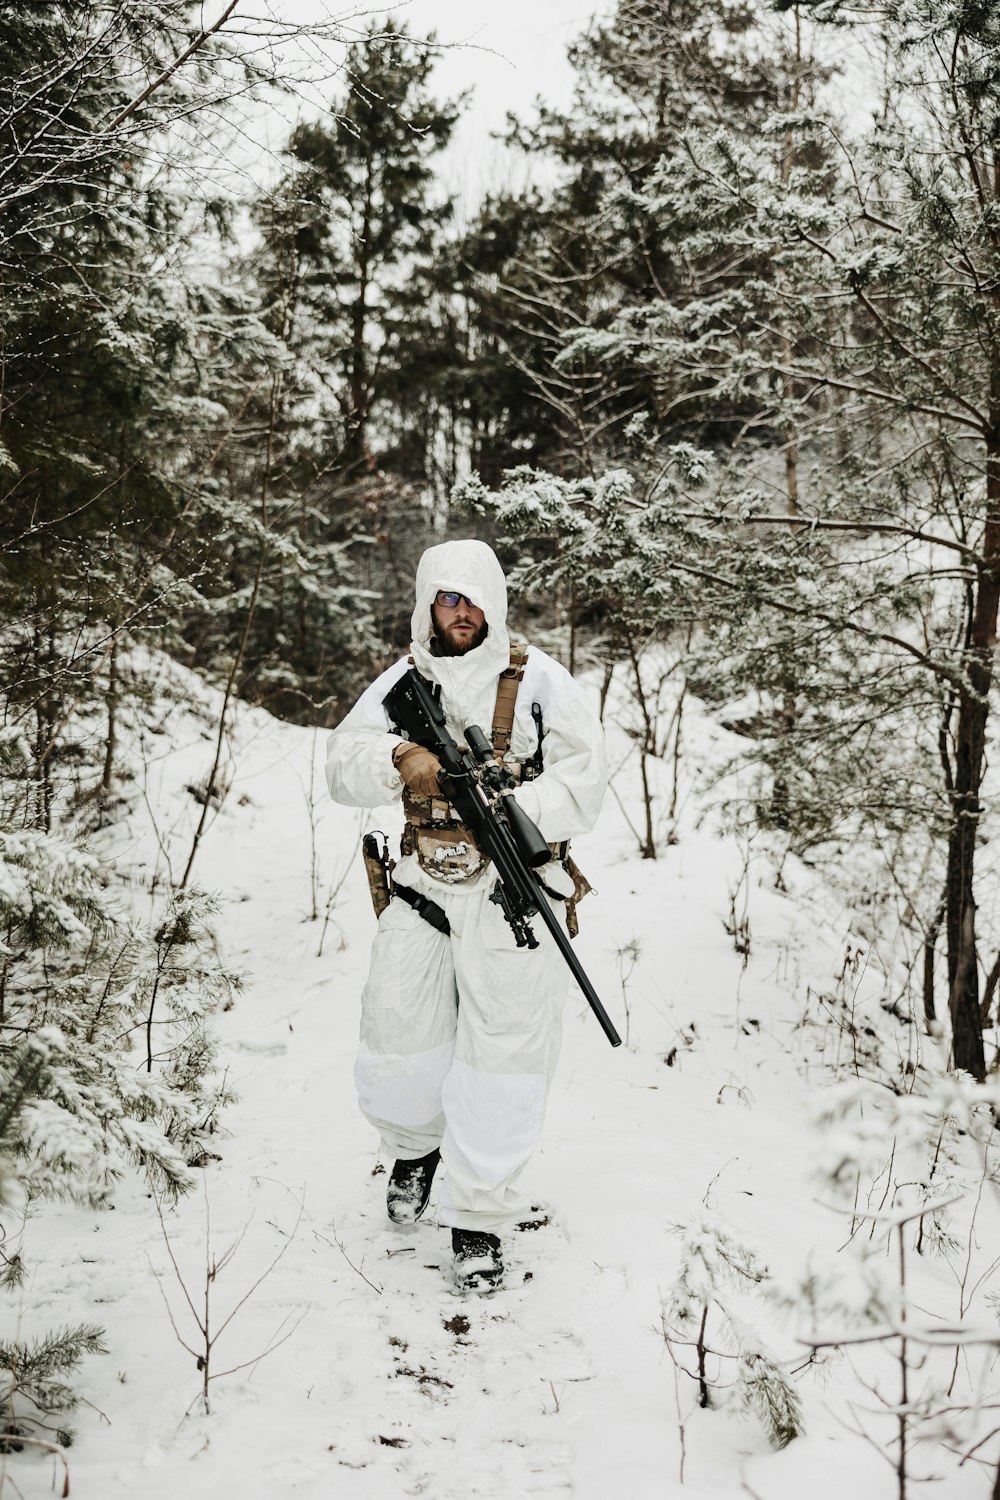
[5,655,999,1500]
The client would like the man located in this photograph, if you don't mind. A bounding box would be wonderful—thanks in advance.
[326,538,607,1292]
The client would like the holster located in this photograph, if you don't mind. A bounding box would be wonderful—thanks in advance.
[361,831,394,919]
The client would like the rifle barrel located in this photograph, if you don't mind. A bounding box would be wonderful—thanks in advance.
[529,886,622,1047]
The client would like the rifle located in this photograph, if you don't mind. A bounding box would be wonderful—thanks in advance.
[384,668,622,1049]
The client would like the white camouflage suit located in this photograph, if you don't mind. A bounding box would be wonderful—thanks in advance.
[326,540,607,1233]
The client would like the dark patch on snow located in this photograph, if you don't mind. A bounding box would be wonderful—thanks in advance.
[394,1365,453,1390]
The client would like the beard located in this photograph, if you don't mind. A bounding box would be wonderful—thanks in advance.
[432,613,489,657]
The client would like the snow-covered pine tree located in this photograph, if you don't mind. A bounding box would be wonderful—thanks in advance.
[593,1,1000,1078]
[450,0,829,483]
[664,1209,803,1449]
[0,1033,106,1455]
[462,2,1000,1080]
[0,811,238,1441]
[0,1321,109,1453]
[0,3,289,813]
[0,812,237,1214]
[206,17,467,723]
[0,1038,49,1232]
[0,1034,110,1450]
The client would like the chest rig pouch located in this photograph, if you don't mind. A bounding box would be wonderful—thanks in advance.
[400,645,529,884]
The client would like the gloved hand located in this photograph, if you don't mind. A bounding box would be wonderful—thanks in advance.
[393,742,444,799]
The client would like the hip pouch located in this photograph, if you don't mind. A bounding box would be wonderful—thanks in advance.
[413,825,485,884]
[402,789,485,885]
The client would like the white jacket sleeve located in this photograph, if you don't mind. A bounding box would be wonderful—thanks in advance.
[508,669,607,843]
[326,660,409,808]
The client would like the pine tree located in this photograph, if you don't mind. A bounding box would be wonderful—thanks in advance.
[280,17,461,482]
[0,1323,108,1451]
[0,4,284,805]
[207,18,465,720]
[451,0,822,480]
[464,4,1000,1080]
[0,808,237,1210]
[0,1036,109,1450]
[664,1210,803,1449]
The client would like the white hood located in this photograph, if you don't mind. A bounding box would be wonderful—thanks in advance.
[409,540,511,726]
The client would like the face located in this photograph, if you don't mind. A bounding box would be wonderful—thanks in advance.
[431,590,488,655]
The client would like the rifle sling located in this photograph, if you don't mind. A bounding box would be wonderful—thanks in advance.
[492,643,528,757]
[392,881,451,935]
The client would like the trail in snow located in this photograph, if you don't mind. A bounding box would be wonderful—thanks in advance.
[8,658,995,1500]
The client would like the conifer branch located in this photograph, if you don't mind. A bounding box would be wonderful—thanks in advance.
[678,511,980,560]
[767,363,986,436]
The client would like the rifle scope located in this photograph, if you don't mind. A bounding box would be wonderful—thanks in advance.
[464,724,550,869]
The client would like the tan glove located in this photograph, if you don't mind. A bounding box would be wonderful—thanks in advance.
[393,742,444,799]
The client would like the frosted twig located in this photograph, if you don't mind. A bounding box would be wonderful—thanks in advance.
[151,1184,306,1410]
[661,1308,688,1486]
[313,1224,383,1296]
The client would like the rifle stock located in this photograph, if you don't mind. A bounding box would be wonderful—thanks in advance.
[384,668,622,1048]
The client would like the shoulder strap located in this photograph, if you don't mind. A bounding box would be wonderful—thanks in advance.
[492,644,528,758]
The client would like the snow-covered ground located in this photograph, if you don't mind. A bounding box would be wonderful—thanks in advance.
[5,655,999,1499]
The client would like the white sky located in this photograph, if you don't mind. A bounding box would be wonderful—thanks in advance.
[242,1,609,208]
[389,0,608,206]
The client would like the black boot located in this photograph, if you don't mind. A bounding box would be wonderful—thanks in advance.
[386,1148,440,1224]
[452,1228,504,1292]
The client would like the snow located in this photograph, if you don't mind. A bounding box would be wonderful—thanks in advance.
[5,654,998,1499]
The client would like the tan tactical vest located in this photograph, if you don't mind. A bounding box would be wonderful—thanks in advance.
[400,644,529,880]
[396,644,592,932]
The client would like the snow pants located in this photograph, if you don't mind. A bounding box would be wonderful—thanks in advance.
[354,874,567,1233]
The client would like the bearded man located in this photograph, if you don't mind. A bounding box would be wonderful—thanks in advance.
[326,538,607,1292]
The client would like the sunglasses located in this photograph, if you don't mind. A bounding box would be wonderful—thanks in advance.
[435,590,478,609]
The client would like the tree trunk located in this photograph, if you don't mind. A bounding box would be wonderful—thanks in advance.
[923,895,944,1026]
[945,447,1000,1079]
[101,630,119,792]
[346,153,375,473]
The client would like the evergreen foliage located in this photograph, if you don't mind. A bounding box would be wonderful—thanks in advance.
[0,1323,108,1451]
[0,2,283,806]
[460,0,1000,1079]
[664,1210,803,1449]
[203,17,468,720]
[0,1040,110,1447]
[0,1038,50,1230]
[446,0,828,479]
[0,831,238,1210]
[283,18,461,480]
